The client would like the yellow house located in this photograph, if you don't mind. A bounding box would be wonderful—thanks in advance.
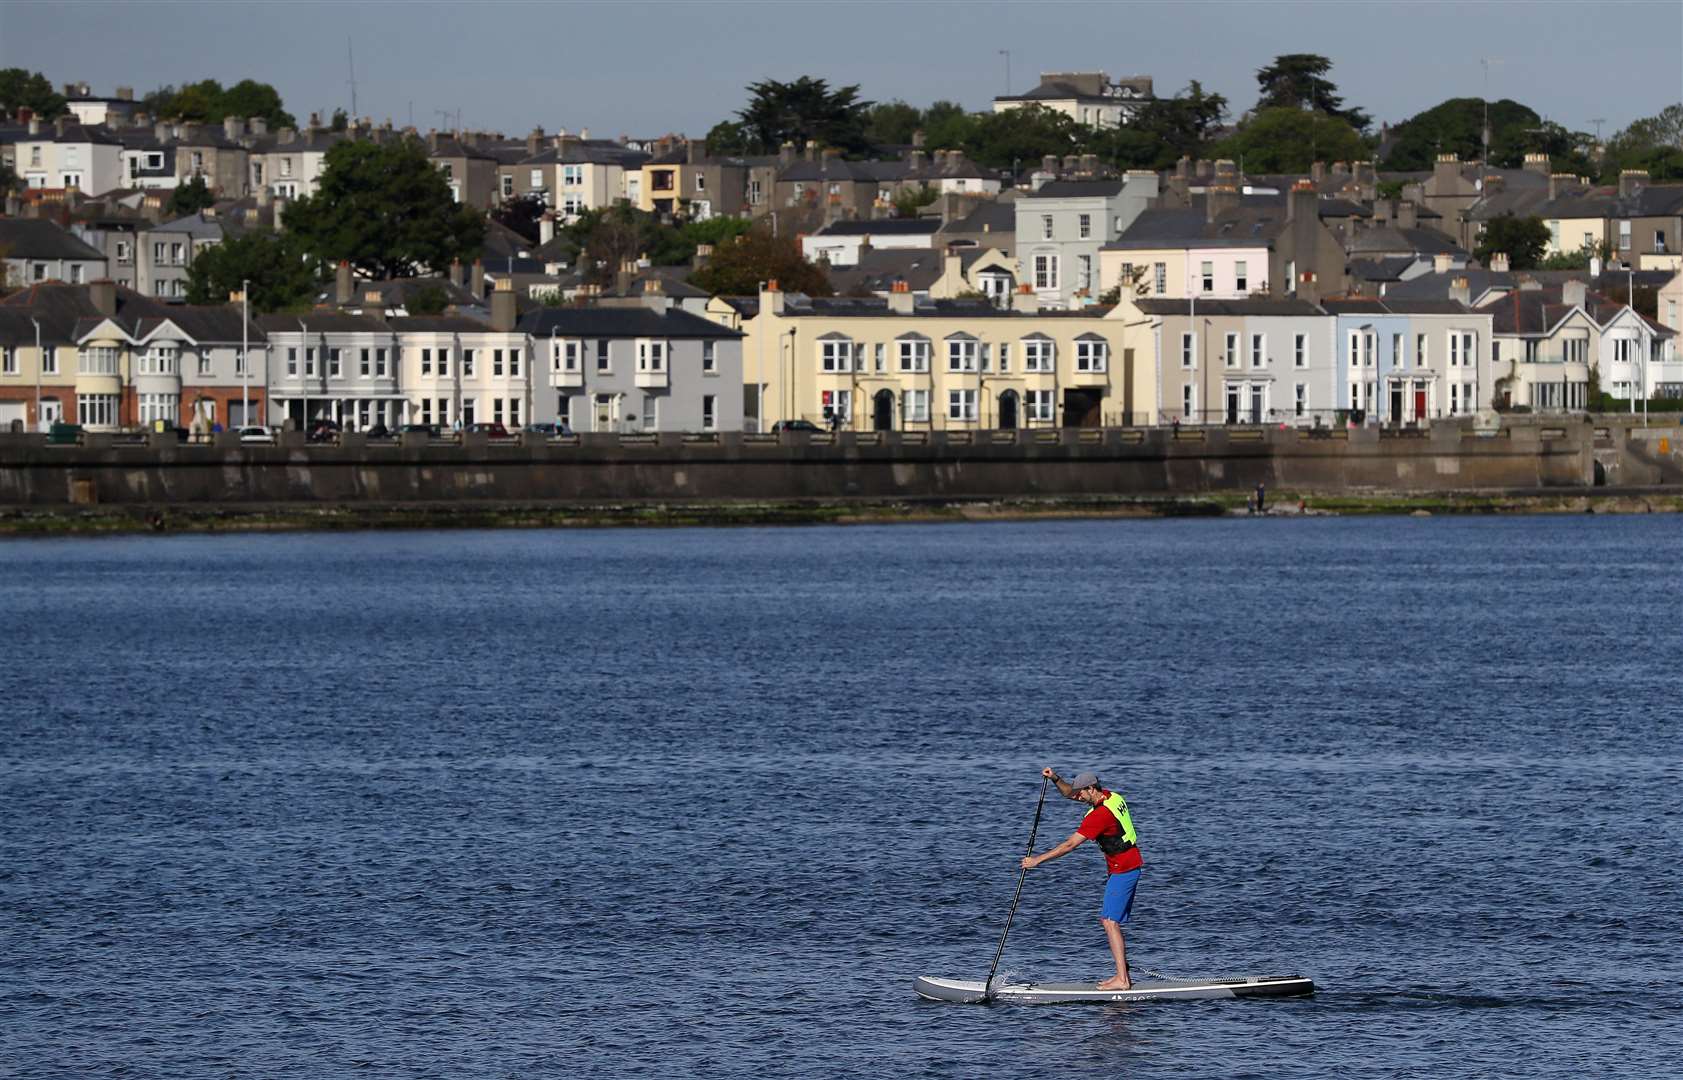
[722,282,1156,432]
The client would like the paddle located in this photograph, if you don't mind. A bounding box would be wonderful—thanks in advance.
[976,774,1051,1003]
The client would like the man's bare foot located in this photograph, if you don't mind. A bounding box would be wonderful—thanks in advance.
[1096,975,1132,991]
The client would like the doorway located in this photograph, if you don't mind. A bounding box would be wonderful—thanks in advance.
[1389,383,1404,425]
[872,389,894,432]
[1414,387,1428,422]
[998,390,1019,430]
[39,397,63,430]
[1062,388,1102,428]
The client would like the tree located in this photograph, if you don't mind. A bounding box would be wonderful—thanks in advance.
[892,184,939,218]
[1602,104,1683,183]
[865,100,924,147]
[185,230,317,312]
[920,100,974,150]
[958,105,1083,169]
[166,176,216,217]
[1209,107,1369,173]
[736,76,872,155]
[142,78,294,127]
[1383,97,1549,170]
[284,139,486,279]
[1473,214,1550,270]
[220,79,295,128]
[688,228,833,296]
[1090,81,1227,169]
[491,195,548,244]
[0,68,68,120]
[704,120,753,157]
[1254,53,1370,131]
[408,283,450,315]
[0,162,21,194]
[167,79,225,123]
[329,108,349,132]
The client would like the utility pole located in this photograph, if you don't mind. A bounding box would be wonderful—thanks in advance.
[1479,58,1504,166]
[998,50,1012,97]
[347,38,358,120]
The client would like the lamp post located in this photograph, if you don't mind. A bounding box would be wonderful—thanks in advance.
[240,279,250,428]
[31,316,42,432]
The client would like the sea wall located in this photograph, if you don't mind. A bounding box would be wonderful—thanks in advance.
[3,417,1662,508]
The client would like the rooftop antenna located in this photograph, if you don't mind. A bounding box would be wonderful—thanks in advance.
[998,50,1012,96]
[347,38,358,120]
[1479,58,1504,166]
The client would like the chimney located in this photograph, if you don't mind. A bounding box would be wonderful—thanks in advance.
[1591,255,1604,277]
[1311,161,1326,183]
[943,248,962,286]
[1619,169,1649,198]
[490,278,517,331]
[28,116,40,136]
[1205,184,1239,223]
[1523,152,1551,176]
[256,184,272,208]
[1449,276,1470,305]
[89,279,117,317]
[1213,158,1236,179]
[116,86,134,101]
[223,116,244,141]
[1011,283,1040,314]
[539,214,556,245]
[761,279,785,316]
[909,149,926,172]
[1397,201,1417,229]
[470,258,485,300]
[1296,269,1321,304]
[449,258,463,290]
[335,260,353,305]
[1353,160,1375,186]
[527,126,544,157]
[688,139,705,165]
[1175,155,1192,179]
[272,198,286,232]
[779,141,795,166]
[616,259,633,298]
[692,243,713,270]
[279,127,296,145]
[887,279,915,314]
[1489,252,1510,273]
[1287,178,1317,222]
[1195,159,1213,180]
[804,140,817,162]
[54,116,69,137]
[1517,276,1543,291]
[1562,280,1587,308]
[250,117,268,137]
[1041,154,1059,177]
[1374,198,1393,225]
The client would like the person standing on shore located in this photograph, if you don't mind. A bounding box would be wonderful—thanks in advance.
[1020,767,1143,990]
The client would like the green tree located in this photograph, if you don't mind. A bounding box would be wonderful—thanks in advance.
[408,283,450,315]
[143,78,294,127]
[0,162,21,194]
[1254,53,1370,131]
[166,176,216,217]
[865,100,924,146]
[1602,104,1683,182]
[284,139,486,279]
[688,228,833,296]
[704,120,753,157]
[1473,214,1550,270]
[1209,107,1369,173]
[920,100,975,151]
[168,79,225,123]
[329,108,349,132]
[892,184,939,218]
[0,68,68,119]
[1089,81,1227,169]
[185,230,317,312]
[219,79,295,127]
[958,105,1083,169]
[491,194,547,244]
[1383,97,1547,170]
[736,76,873,155]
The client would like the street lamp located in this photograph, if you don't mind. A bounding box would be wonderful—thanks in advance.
[30,316,42,432]
[240,278,250,428]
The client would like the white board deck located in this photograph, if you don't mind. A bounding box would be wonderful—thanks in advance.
[913,973,1314,1005]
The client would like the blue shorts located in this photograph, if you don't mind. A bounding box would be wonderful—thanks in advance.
[1101,869,1141,923]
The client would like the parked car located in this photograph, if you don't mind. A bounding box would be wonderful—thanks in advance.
[237,426,276,444]
[364,422,393,440]
[772,419,822,433]
[464,421,511,437]
[524,421,573,437]
[306,419,342,443]
[399,423,442,437]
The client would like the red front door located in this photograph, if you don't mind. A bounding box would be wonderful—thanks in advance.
[1414,389,1427,420]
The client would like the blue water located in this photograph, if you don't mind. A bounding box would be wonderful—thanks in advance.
[2,518,1680,1078]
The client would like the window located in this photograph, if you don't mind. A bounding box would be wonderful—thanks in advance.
[1027,389,1054,422]
[642,399,658,431]
[77,394,120,427]
[821,389,850,422]
[947,388,977,422]
[1657,230,1669,254]
[1154,262,1166,294]
[61,172,82,190]
[501,175,514,198]
[153,241,166,263]
[139,393,178,424]
[1619,221,1631,251]
[699,394,716,431]
[638,340,666,371]
[360,348,371,377]
[997,343,1010,373]
[1416,334,1427,368]
[493,349,505,377]
[493,398,505,425]
[947,337,978,372]
[556,340,578,372]
[1181,332,1195,369]
[171,243,184,265]
[563,165,582,186]
[288,347,298,376]
[1225,332,1239,368]
[235,348,246,376]
[1078,213,1091,239]
[1033,254,1058,290]
[1392,333,1403,368]
[694,173,707,192]
[69,264,85,285]
[280,156,293,177]
[1078,255,1093,290]
[1041,215,1053,240]
[1294,334,1306,368]
[1201,261,1214,292]
[1250,333,1264,368]
[530,169,544,189]
[1075,339,1107,373]
[329,347,342,378]
[78,347,119,375]
[1294,382,1306,417]
[897,338,930,373]
[1235,260,1248,292]
[438,346,449,377]
[1023,338,1054,373]
[139,344,177,375]
[873,343,884,372]
[421,347,432,376]
[1,347,13,375]
[115,241,132,264]
[901,388,929,423]
[197,351,211,376]
[1182,384,1195,419]
[597,339,610,372]
[462,348,475,376]
[702,341,716,373]
[376,347,388,377]
[821,338,852,373]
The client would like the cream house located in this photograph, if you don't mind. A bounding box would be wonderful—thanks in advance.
[728,282,1156,433]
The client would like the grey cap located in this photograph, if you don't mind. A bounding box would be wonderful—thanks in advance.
[1068,771,1101,791]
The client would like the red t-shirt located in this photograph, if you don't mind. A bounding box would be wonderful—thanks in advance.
[1078,790,1143,875]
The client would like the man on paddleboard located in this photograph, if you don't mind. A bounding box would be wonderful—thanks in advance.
[1020,767,1142,991]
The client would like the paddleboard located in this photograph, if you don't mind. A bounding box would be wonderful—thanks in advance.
[913,973,1313,1004]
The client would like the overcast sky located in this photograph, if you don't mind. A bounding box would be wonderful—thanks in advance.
[5,0,1678,141]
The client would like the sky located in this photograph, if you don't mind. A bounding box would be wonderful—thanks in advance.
[4,0,1679,142]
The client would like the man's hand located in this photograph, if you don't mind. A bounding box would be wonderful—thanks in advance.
[1041,766,1058,781]
[1020,854,1039,870]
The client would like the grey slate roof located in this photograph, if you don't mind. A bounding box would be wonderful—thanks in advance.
[812,218,943,237]
[1136,298,1324,317]
[258,312,390,334]
[1105,204,1285,250]
[943,199,1017,235]
[0,282,259,342]
[1347,257,1418,282]
[1321,298,1471,316]
[0,219,109,260]
[517,306,741,338]
[1027,180,1123,199]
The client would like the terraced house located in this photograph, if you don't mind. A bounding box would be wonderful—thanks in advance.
[724,282,1154,433]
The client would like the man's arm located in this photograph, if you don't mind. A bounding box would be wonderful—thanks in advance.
[1040,766,1078,801]
[1021,829,1089,870]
